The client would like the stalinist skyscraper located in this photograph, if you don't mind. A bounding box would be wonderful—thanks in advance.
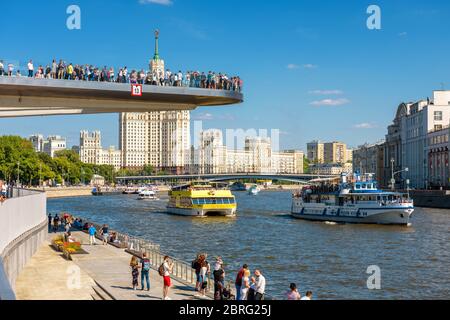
[119,30,190,174]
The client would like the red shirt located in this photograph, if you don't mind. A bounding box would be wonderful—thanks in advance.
[235,268,245,286]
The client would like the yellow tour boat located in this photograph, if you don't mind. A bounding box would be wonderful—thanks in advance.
[167,181,237,217]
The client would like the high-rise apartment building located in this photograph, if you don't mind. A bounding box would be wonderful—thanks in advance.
[307,141,324,164]
[119,31,191,174]
[324,141,347,164]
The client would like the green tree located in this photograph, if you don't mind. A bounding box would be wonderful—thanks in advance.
[303,156,310,174]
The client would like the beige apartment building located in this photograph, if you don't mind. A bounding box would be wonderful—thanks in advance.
[190,130,304,174]
[79,131,122,170]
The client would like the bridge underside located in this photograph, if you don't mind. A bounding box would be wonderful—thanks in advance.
[0,77,243,118]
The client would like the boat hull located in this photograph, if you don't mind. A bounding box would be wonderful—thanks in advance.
[291,203,413,226]
[166,206,236,217]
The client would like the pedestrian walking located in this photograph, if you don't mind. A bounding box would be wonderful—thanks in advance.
[235,264,248,301]
[196,259,209,298]
[130,256,140,290]
[100,224,109,245]
[88,224,97,245]
[191,254,202,291]
[140,253,151,291]
[48,213,52,231]
[53,214,60,232]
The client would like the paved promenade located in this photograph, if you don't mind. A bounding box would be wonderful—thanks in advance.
[15,230,208,300]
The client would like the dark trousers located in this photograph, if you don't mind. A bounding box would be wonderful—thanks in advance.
[255,292,264,300]
[141,271,150,290]
[28,70,33,77]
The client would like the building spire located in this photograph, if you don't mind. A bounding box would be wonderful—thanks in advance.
[153,29,160,60]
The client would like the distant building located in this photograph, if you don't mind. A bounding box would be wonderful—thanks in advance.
[307,140,351,165]
[190,130,304,174]
[119,31,191,174]
[79,131,122,170]
[309,163,353,175]
[307,141,324,164]
[324,141,347,164]
[384,90,450,188]
[426,125,450,188]
[30,135,67,158]
[29,134,44,152]
[353,141,385,183]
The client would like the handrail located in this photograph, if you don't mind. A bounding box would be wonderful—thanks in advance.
[67,215,273,299]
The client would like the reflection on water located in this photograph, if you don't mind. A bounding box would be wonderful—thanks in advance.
[48,191,450,300]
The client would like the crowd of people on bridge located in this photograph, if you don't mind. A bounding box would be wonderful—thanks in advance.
[0,58,243,93]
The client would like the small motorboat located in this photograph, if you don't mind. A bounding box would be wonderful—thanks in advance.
[248,185,260,196]
[137,190,158,200]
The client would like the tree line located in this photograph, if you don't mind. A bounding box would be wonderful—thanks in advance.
[0,136,159,186]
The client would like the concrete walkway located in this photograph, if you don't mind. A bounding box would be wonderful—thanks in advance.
[16,230,208,300]
[15,239,96,300]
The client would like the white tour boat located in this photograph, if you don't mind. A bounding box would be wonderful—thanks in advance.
[291,173,414,226]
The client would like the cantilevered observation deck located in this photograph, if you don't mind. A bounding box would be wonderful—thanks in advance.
[0,76,244,118]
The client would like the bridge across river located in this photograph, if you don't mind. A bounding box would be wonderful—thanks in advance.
[116,173,339,184]
[0,76,243,118]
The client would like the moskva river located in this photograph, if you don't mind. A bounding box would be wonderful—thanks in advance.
[48,191,450,300]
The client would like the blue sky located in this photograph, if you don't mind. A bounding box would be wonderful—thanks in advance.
[1,0,450,150]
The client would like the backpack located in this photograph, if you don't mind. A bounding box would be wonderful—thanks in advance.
[191,260,198,269]
[142,259,150,272]
[158,263,165,276]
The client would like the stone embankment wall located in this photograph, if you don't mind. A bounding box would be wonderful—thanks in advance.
[0,189,47,300]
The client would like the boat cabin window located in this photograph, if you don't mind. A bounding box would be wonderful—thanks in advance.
[192,198,235,205]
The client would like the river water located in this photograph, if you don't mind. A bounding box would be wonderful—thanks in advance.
[48,191,450,300]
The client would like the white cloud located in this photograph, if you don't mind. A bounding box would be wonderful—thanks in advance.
[302,64,317,69]
[139,0,173,6]
[287,63,318,70]
[193,113,214,120]
[309,90,343,95]
[310,98,350,107]
[354,123,377,129]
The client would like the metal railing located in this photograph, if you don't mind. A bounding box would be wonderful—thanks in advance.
[71,216,217,295]
[64,215,274,299]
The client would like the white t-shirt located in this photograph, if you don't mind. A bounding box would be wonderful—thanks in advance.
[0,62,4,69]
[300,296,311,300]
[28,62,34,71]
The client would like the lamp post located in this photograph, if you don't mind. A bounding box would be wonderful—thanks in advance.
[39,162,42,188]
[16,161,20,186]
[390,158,409,191]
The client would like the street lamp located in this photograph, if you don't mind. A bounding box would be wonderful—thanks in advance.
[39,162,42,188]
[16,161,20,186]
[390,158,409,191]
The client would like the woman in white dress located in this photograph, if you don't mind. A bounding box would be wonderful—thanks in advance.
[240,269,251,300]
